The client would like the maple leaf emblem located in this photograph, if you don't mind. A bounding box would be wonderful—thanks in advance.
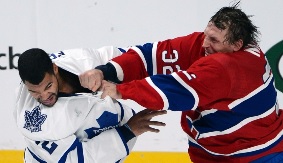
[96,111,119,127]
[84,111,119,139]
[24,106,47,133]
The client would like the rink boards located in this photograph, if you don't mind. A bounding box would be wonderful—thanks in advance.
[0,150,192,163]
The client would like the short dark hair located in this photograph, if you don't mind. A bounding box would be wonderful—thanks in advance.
[210,1,260,47]
[18,48,53,84]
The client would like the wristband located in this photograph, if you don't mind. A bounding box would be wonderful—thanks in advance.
[124,123,133,132]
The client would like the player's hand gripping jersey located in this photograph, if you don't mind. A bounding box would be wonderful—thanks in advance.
[14,46,136,163]
[106,33,283,162]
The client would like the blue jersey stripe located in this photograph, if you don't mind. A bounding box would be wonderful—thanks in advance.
[150,74,196,111]
[118,48,126,53]
[188,132,283,157]
[59,138,83,163]
[117,101,125,122]
[77,141,84,163]
[234,135,283,157]
[251,151,283,162]
[231,78,277,114]
[115,128,130,155]
[27,148,47,163]
[136,43,154,76]
[194,78,277,134]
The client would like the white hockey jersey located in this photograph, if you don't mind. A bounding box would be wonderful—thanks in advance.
[50,46,124,75]
[14,46,136,163]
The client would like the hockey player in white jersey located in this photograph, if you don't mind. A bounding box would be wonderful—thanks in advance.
[15,47,166,162]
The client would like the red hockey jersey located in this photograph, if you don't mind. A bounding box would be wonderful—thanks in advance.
[110,32,283,162]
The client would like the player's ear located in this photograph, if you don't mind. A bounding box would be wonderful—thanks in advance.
[53,63,59,75]
[233,39,243,52]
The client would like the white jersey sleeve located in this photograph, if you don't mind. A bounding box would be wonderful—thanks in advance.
[50,46,123,75]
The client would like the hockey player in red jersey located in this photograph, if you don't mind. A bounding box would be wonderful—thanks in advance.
[80,2,283,163]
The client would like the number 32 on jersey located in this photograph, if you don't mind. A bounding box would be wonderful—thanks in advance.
[162,50,181,74]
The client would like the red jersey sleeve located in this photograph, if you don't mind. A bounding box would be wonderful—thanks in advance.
[111,32,205,83]
[117,56,231,111]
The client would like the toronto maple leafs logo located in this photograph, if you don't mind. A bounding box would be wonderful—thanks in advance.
[84,111,119,139]
[96,111,119,127]
[24,106,47,133]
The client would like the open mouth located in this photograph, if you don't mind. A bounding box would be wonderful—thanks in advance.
[42,95,55,106]
[205,50,210,56]
[204,48,215,56]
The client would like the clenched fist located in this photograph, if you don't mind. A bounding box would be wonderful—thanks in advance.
[79,69,104,92]
[100,80,122,99]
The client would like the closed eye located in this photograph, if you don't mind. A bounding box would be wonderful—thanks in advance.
[46,83,52,90]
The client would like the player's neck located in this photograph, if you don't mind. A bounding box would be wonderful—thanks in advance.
[57,74,76,94]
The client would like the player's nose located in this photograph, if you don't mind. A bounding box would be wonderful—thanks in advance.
[40,91,50,100]
[202,37,210,48]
